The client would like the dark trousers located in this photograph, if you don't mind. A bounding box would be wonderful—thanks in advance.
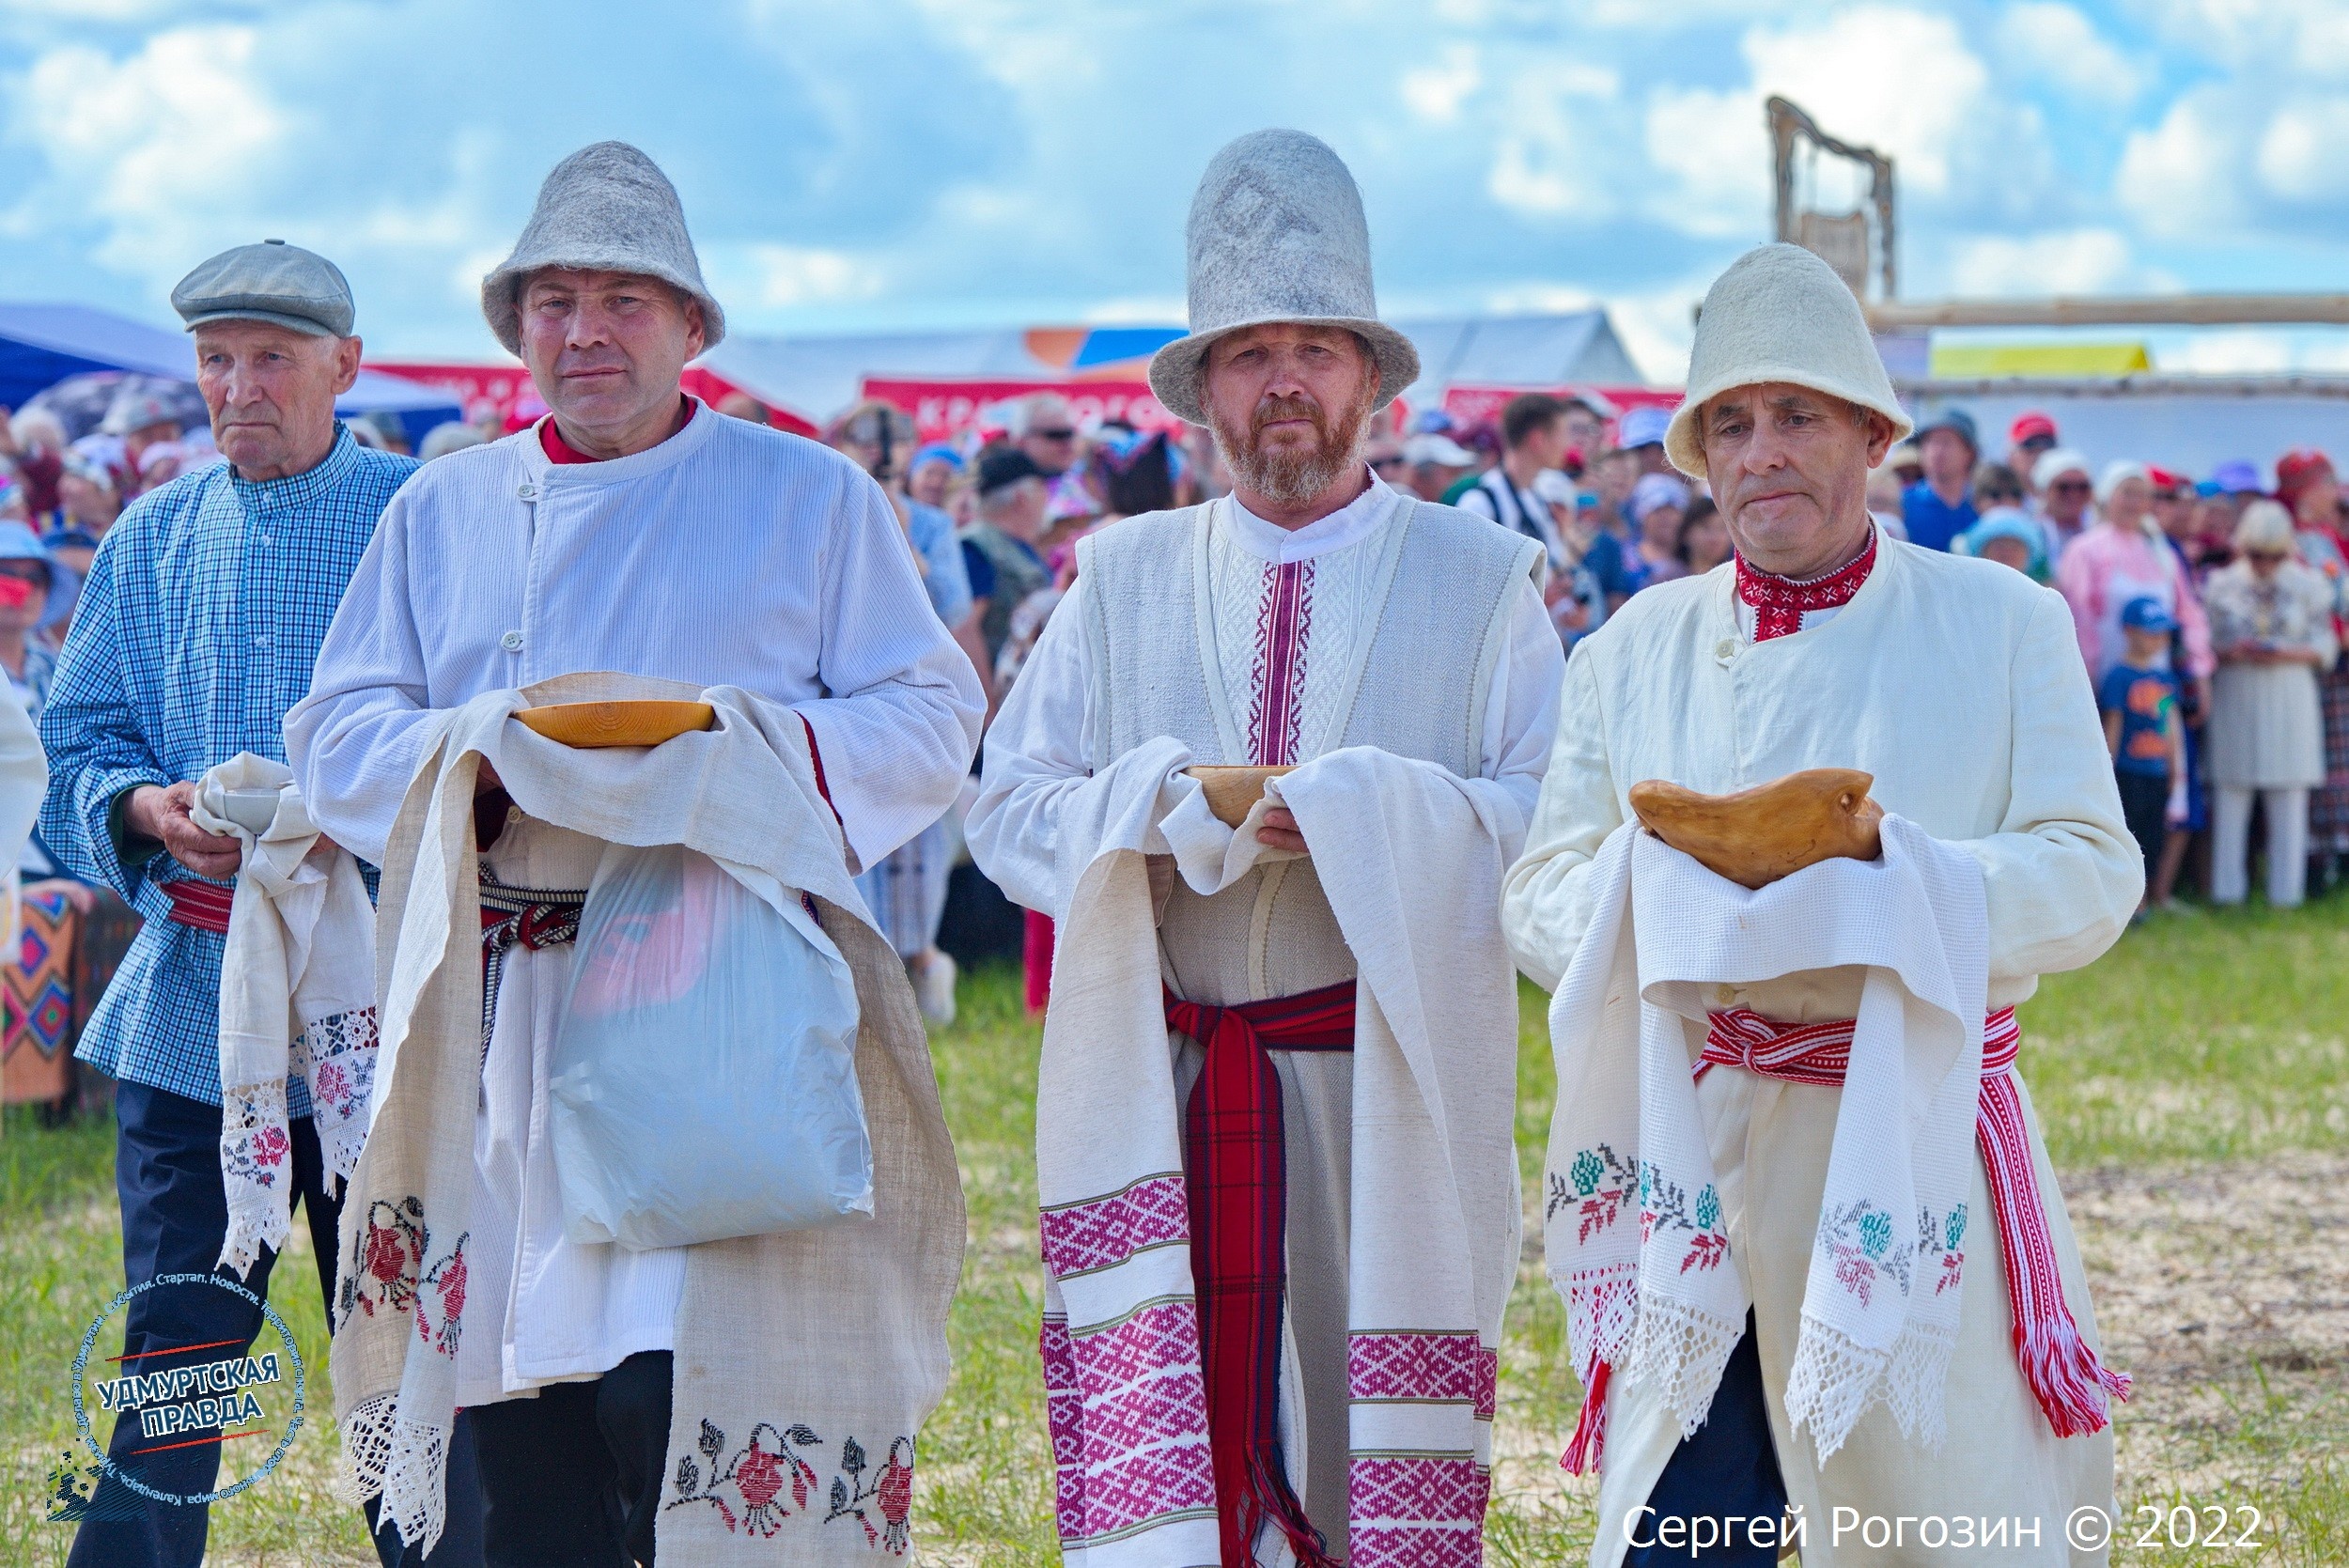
[1624,1315,1789,1568]
[70,1080,483,1568]
[2116,768,2170,885]
[471,1350,674,1568]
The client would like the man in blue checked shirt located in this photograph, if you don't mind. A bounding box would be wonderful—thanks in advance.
[38,241,481,1568]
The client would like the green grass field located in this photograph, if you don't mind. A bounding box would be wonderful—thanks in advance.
[4,902,2344,1564]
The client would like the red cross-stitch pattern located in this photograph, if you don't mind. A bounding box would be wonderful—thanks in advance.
[1040,1314,1088,1541]
[1348,1455,1490,1568]
[1348,1522,1487,1568]
[1734,527,1876,640]
[1347,1332,1497,1420]
[1058,1300,1216,1541]
[1247,559,1315,766]
[1040,1174,1190,1281]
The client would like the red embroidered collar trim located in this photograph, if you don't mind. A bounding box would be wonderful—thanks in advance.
[1735,527,1878,641]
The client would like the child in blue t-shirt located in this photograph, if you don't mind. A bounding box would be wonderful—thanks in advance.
[2098,597,2186,914]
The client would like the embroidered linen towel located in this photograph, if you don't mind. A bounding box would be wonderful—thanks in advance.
[1034,740,1518,1563]
[1544,815,1986,1466]
[336,675,961,1561]
[197,753,379,1277]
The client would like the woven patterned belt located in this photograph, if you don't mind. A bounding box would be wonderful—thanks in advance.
[161,877,237,935]
[1163,981,1356,1568]
[1695,1005,2128,1437]
[477,875,588,1059]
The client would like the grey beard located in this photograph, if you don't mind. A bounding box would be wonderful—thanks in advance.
[1211,397,1372,509]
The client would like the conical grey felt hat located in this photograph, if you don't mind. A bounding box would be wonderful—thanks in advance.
[480,141,725,355]
[1147,129,1419,428]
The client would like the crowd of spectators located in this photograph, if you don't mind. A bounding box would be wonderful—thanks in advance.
[0,376,2338,1099]
[817,387,2349,934]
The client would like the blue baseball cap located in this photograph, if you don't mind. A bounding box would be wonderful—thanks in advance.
[2120,596,2177,634]
[2211,459,2261,494]
[1617,404,1672,450]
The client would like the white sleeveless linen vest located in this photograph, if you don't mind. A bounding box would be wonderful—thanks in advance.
[1067,494,1539,1547]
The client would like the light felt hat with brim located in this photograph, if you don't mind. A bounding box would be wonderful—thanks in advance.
[1147,129,1420,429]
[1663,242,1913,481]
[480,141,725,357]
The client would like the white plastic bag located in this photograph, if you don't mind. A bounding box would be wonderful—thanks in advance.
[550,843,873,1250]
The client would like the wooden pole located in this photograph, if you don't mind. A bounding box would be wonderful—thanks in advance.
[1867,295,2349,330]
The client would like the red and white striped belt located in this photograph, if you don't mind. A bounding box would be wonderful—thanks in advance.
[1695,1004,2129,1438]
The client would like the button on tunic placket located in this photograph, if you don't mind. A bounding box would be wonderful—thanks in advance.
[509,479,543,679]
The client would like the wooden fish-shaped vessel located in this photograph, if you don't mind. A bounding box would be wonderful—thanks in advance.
[1185,765,1295,828]
[1628,768,1884,889]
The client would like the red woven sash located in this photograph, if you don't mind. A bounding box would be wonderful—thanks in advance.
[1165,981,1355,1568]
[1698,1006,2130,1436]
[162,877,236,935]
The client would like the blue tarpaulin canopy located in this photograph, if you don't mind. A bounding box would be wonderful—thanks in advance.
[0,302,461,444]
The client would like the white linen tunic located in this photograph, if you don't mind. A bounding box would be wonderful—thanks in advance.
[1503,542,2141,1567]
[972,474,1563,900]
[287,406,982,1400]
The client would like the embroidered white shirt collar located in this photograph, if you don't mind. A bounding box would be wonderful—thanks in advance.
[1221,468,1400,565]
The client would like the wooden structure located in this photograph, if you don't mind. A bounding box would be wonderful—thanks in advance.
[1769,97,1897,302]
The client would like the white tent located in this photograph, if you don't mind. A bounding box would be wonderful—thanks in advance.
[700,309,1647,428]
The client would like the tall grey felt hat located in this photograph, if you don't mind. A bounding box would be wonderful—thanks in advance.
[1664,242,1911,480]
[1147,129,1419,428]
[480,141,725,355]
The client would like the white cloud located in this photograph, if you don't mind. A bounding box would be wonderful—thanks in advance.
[11,25,294,281]
[722,243,883,310]
[1995,3,2148,106]
[2114,88,2248,237]
[2117,82,2349,237]
[1402,43,1481,125]
[1081,293,1187,324]
[1742,7,1988,199]
[1948,226,2139,295]
[1641,85,1768,239]
[1485,57,1621,220]
[2255,97,2349,206]
[1638,5,2061,244]
[2132,0,2349,80]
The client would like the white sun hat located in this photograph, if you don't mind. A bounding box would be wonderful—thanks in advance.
[1663,242,1912,481]
[1147,129,1420,428]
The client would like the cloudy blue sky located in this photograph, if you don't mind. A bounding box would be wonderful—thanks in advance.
[1,0,2345,378]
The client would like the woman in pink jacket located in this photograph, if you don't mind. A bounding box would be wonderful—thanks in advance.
[2057,460,2215,702]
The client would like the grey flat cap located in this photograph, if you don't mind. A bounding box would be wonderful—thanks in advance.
[480,141,724,355]
[172,240,355,337]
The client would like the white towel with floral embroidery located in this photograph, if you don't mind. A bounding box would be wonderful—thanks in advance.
[1544,815,1986,1464]
[336,675,961,1562]
[196,753,379,1277]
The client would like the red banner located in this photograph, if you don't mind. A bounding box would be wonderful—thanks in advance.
[1440,383,1679,441]
[368,362,814,437]
[861,377,1179,442]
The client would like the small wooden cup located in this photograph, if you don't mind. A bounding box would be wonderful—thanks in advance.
[1185,765,1295,829]
[513,700,717,750]
[1628,768,1884,890]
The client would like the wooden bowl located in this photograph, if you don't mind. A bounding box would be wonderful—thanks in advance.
[1185,765,1295,829]
[513,700,716,750]
[1628,768,1883,890]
